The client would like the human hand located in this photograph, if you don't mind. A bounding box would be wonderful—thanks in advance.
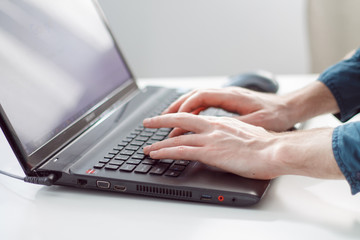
[163,87,294,133]
[143,112,281,179]
[163,81,339,136]
[143,113,344,180]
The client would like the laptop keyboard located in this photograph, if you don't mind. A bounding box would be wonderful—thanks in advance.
[94,125,190,177]
[93,91,191,177]
[93,91,236,178]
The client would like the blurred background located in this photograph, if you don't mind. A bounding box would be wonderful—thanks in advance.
[98,0,360,78]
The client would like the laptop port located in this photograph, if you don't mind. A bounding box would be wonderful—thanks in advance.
[77,179,87,186]
[114,185,127,192]
[200,194,212,201]
[96,180,110,189]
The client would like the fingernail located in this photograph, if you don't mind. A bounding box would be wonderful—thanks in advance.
[143,118,150,124]
[143,145,150,154]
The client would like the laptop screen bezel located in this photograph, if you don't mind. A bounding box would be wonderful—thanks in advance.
[0,0,139,175]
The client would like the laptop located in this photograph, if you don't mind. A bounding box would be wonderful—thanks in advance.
[0,0,270,206]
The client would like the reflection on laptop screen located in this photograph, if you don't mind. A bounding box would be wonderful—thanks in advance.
[0,0,132,155]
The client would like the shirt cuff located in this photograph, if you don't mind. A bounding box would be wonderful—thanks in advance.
[318,48,360,122]
[332,123,360,194]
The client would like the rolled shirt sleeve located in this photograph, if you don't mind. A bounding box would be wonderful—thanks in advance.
[318,47,360,194]
[318,48,360,122]
[333,123,360,194]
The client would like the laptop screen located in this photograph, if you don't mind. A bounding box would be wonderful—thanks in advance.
[0,1,132,156]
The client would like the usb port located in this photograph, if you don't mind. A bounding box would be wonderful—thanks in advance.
[200,194,212,201]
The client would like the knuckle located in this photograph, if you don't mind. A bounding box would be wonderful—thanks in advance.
[209,129,223,140]
[172,136,182,146]
[209,119,225,130]
[177,146,187,154]
[175,112,189,119]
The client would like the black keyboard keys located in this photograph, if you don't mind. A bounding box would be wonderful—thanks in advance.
[149,163,169,175]
[120,164,136,172]
[134,164,152,174]
[105,164,119,170]
[165,170,181,177]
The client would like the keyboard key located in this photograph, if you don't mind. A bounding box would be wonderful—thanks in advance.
[94,163,105,169]
[143,158,157,165]
[159,128,172,132]
[99,158,111,164]
[159,159,174,164]
[132,153,145,160]
[104,154,115,159]
[120,164,136,172]
[109,160,125,166]
[155,131,169,136]
[135,136,148,142]
[125,145,140,151]
[134,164,152,174]
[130,141,144,146]
[105,164,119,170]
[175,160,190,166]
[144,128,157,133]
[146,140,157,145]
[113,146,124,151]
[115,155,130,161]
[127,134,135,138]
[140,132,153,137]
[149,164,169,175]
[120,150,135,156]
[118,141,128,147]
[135,126,144,132]
[165,170,181,177]
[151,135,166,141]
[169,164,185,171]
[122,138,132,143]
[108,150,120,155]
[126,159,141,165]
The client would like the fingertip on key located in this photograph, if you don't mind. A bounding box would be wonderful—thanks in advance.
[143,118,151,125]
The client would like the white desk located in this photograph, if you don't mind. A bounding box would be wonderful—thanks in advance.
[1,75,359,240]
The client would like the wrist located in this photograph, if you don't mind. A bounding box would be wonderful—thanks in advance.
[272,128,343,179]
[282,81,340,125]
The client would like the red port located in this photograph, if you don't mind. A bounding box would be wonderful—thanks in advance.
[218,195,224,202]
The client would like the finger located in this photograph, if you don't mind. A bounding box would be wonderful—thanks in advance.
[177,89,229,113]
[148,146,205,161]
[143,113,209,133]
[168,127,189,138]
[162,91,196,114]
[143,134,204,155]
[167,108,205,137]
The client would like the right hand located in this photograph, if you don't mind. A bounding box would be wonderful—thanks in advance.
[143,113,343,180]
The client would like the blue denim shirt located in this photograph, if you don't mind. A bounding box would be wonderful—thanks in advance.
[318,47,360,194]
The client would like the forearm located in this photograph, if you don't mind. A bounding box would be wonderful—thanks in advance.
[273,127,344,179]
[283,81,340,124]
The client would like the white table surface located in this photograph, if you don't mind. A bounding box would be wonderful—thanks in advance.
[1,75,359,240]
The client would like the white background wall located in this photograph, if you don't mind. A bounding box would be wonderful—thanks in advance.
[98,0,310,78]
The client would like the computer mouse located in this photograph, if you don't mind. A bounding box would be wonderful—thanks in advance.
[223,70,279,93]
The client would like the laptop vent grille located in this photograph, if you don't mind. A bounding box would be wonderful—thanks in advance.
[136,185,192,198]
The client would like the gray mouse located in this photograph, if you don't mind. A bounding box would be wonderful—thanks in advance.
[223,70,279,93]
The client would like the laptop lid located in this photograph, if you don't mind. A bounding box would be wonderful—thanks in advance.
[0,0,137,175]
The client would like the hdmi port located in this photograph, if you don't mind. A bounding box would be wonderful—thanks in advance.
[114,185,127,192]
